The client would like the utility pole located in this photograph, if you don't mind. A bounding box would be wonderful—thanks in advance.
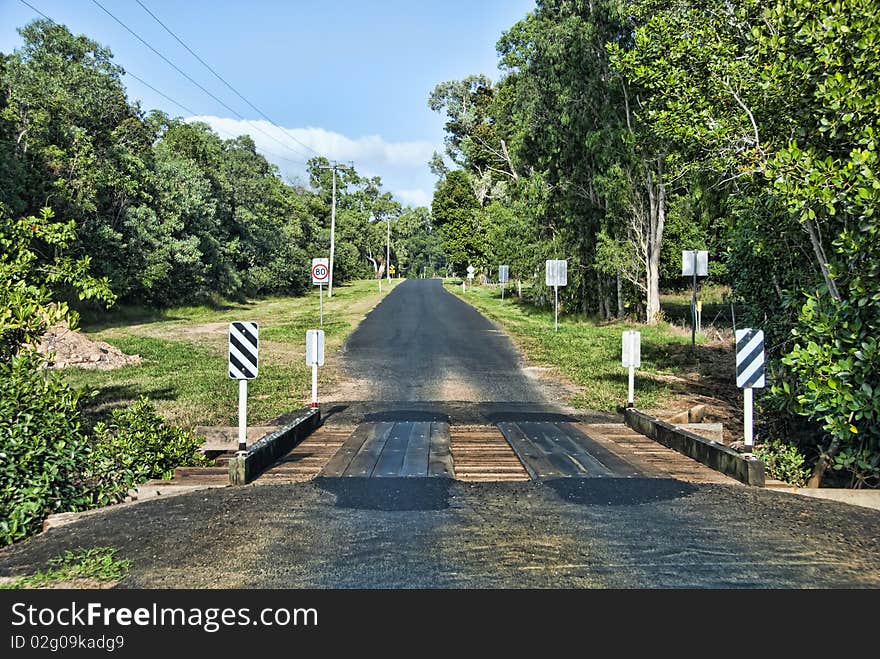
[319,162,349,298]
[386,215,391,282]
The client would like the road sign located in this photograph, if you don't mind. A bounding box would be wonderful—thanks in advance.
[682,250,709,347]
[545,260,567,331]
[622,330,641,368]
[467,264,475,280]
[498,265,509,284]
[736,329,765,389]
[228,322,258,379]
[682,250,708,276]
[622,330,641,407]
[545,260,567,287]
[306,329,325,366]
[312,258,330,285]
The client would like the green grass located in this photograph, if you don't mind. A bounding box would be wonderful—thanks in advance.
[64,279,400,429]
[447,282,715,413]
[0,547,130,589]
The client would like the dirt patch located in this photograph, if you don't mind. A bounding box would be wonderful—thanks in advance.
[643,337,744,443]
[38,324,141,370]
[124,320,228,343]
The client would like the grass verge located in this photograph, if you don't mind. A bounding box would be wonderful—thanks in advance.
[65,279,400,429]
[0,547,130,589]
[447,282,739,418]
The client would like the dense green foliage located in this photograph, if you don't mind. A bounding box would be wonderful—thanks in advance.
[0,208,114,362]
[1,20,439,307]
[754,439,811,488]
[430,0,879,485]
[88,398,209,504]
[0,350,93,545]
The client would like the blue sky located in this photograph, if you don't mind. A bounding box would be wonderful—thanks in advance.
[0,0,536,207]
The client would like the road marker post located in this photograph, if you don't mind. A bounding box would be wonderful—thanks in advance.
[622,330,641,408]
[499,265,509,300]
[228,322,259,452]
[736,328,765,451]
[682,250,708,347]
[306,329,325,409]
[545,260,567,332]
[312,258,330,326]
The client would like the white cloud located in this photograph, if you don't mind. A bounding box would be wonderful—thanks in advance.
[185,116,436,207]
[395,188,432,208]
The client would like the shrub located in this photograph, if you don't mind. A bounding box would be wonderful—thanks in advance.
[0,350,93,545]
[755,439,811,488]
[87,398,208,505]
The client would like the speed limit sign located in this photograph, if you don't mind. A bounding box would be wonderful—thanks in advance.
[312,258,330,285]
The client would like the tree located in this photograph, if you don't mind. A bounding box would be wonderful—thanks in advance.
[431,170,483,274]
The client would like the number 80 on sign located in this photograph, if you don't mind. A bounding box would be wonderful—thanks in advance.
[312,258,330,285]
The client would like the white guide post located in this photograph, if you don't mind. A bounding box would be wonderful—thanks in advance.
[311,359,318,409]
[744,387,753,448]
[554,285,559,332]
[306,329,325,410]
[622,330,641,408]
[628,366,635,407]
[238,378,247,452]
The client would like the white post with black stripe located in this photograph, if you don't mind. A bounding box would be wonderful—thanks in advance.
[736,328,765,451]
[229,322,259,452]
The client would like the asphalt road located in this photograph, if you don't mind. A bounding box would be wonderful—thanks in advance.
[1,480,878,587]
[339,279,547,403]
[2,278,879,588]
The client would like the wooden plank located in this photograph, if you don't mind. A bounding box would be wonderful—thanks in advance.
[557,423,644,477]
[427,422,455,478]
[373,422,414,477]
[319,425,377,477]
[519,422,599,477]
[400,421,432,477]
[496,422,567,479]
[326,423,393,477]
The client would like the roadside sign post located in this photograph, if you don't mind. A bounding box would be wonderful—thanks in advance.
[736,328,765,451]
[312,258,330,326]
[228,322,259,452]
[499,265,509,300]
[622,330,641,408]
[545,259,567,332]
[306,329,325,409]
[682,250,708,347]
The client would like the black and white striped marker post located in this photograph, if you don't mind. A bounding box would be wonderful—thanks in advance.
[736,328,765,450]
[229,322,259,452]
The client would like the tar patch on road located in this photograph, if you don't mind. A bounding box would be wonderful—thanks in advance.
[498,421,644,479]
[544,478,699,506]
[314,477,452,511]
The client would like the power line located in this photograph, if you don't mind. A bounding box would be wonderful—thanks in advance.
[15,0,308,168]
[90,0,313,162]
[134,0,322,159]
